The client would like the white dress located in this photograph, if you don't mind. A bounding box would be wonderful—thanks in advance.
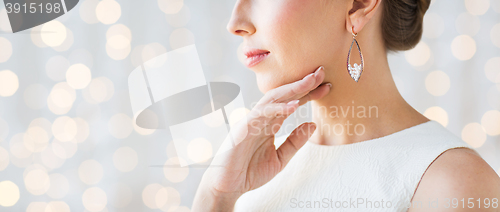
[234,120,473,211]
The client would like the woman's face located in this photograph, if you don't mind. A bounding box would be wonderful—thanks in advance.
[227,0,349,93]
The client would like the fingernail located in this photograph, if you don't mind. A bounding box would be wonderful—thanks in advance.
[314,66,324,77]
[287,100,300,105]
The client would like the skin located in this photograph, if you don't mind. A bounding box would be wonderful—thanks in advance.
[191,0,500,211]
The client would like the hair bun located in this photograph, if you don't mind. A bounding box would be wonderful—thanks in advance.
[381,0,431,51]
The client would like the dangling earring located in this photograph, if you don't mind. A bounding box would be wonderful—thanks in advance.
[347,26,364,82]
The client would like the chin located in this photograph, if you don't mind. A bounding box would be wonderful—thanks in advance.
[256,80,272,94]
[255,72,291,94]
[255,74,279,94]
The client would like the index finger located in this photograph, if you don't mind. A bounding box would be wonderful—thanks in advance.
[256,66,325,106]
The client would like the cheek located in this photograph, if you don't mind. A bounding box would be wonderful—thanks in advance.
[260,1,321,81]
[266,1,339,69]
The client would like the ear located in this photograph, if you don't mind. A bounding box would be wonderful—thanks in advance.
[346,0,382,34]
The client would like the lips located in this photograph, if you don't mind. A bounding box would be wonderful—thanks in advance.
[244,47,270,68]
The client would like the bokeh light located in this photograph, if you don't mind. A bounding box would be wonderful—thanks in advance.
[451,35,476,60]
[0,181,20,207]
[461,122,487,148]
[47,82,76,115]
[113,146,138,172]
[424,106,449,127]
[0,70,19,97]
[425,70,450,96]
[41,21,67,47]
[96,0,121,25]
[52,116,78,142]
[156,187,181,211]
[26,202,48,212]
[485,57,500,83]
[106,35,131,60]
[142,183,164,209]
[45,201,70,212]
[82,187,108,212]
[481,110,500,136]
[405,41,431,67]
[24,168,50,195]
[66,63,92,89]
[24,126,50,152]
[464,0,490,15]
[78,159,104,185]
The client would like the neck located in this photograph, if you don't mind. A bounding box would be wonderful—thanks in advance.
[309,43,429,146]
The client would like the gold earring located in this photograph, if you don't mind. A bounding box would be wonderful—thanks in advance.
[347,26,364,82]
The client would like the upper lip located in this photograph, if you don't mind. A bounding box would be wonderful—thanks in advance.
[244,47,270,58]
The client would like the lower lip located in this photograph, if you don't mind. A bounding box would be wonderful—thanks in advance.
[245,53,270,68]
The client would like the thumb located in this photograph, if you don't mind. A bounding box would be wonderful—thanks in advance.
[276,122,317,170]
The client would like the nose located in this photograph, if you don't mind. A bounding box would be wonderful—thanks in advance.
[226,0,256,37]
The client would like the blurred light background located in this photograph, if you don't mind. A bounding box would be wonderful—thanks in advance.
[0,0,499,211]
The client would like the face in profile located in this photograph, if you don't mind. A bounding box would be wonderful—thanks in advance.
[227,0,349,93]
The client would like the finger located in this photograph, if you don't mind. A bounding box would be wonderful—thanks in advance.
[276,122,317,170]
[256,66,325,106]
[297,83,332,106]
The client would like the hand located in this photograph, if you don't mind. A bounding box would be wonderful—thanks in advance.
[192,66,331,211]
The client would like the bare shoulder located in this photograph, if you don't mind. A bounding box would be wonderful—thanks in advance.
[409,147,500,211]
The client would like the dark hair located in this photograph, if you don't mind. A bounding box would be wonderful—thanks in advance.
[381,0,431,51]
